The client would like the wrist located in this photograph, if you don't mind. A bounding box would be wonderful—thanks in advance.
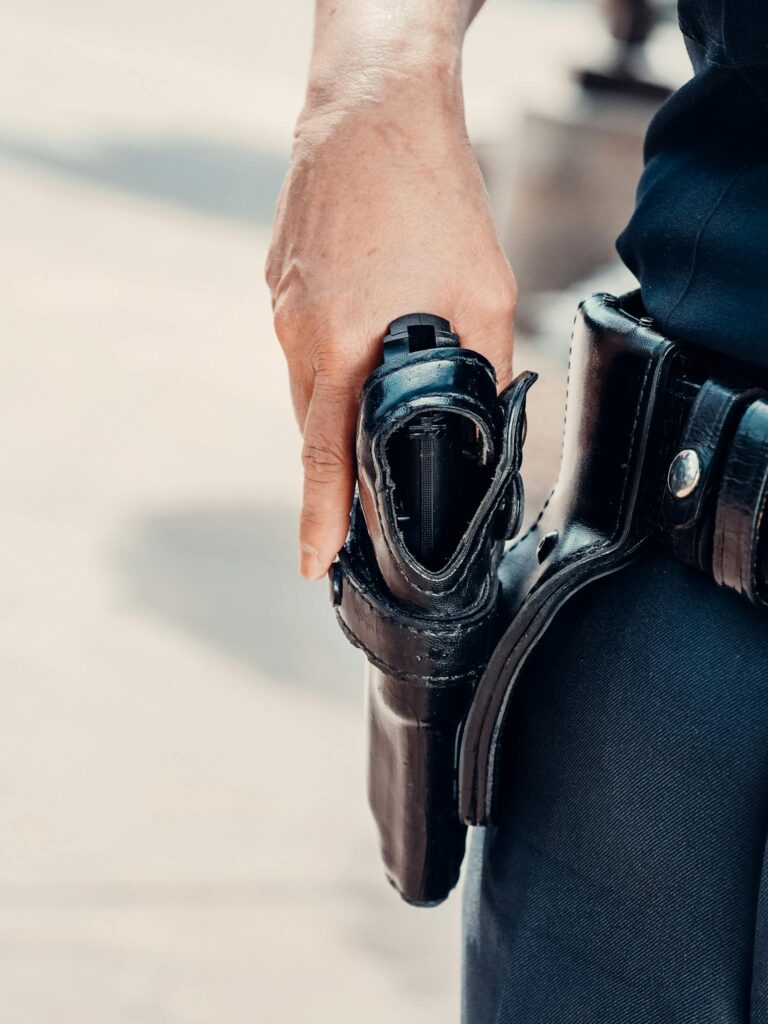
[300,63,465,148]
[303,13,464,125]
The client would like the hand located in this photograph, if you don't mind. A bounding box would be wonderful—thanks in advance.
[266,76,516,580]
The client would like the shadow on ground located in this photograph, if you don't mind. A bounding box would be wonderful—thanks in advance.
[113,504,360,699]
[0,131,287,224]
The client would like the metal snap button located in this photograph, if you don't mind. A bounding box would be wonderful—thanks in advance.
[667,449,701,500]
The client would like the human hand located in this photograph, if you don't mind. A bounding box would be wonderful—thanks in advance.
[266,74,516,580]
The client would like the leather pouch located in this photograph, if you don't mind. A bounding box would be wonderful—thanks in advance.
[332,320,535,906]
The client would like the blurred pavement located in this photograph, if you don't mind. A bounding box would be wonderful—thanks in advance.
[0,2,682,1022]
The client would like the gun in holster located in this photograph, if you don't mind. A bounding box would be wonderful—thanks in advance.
[331,295,768,906]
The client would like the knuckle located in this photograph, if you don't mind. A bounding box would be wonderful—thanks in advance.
[313,360,360,396]
[301,437,348,484]
[264,249,277,290]
[264,239,288,296]
[313,342,376,392]
[272,300,296,338]
[311,344,346,377]
[487,282,518,322]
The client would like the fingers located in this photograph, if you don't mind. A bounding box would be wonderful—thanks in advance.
[298,375,358,580]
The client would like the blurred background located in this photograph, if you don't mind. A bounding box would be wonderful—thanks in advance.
[0,1,688,1021]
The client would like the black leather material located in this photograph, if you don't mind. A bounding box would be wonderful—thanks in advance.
[661,380,763,572]
[332,291,768,906]
[333,347,535,905]
[334,508,501,684]
[366,663,475,906]
[459,294,680,825]
[459,295,768,830]
[712,397,768,606]
[354,349,535,612]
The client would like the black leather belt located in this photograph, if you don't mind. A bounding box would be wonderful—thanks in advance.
[330,291,768,906]
[657,375,768,605]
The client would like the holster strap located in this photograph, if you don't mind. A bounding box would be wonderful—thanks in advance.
[334,529,496,684]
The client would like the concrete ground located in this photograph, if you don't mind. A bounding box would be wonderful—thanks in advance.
[0,2,685,1021]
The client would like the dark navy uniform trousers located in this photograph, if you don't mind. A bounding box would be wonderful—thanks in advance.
[463,3,768,1021]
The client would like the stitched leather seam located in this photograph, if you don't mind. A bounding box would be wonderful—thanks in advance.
[340,573,494,640]
[511,314,652,556]
[508,310,579,551]
[335,617,480,684]
[613,339,654,538]
[475,542,640,815]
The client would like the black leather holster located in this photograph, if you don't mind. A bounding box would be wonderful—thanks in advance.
[331,292,768,906]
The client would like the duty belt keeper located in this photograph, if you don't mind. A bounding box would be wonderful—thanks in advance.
[661,381,765,574]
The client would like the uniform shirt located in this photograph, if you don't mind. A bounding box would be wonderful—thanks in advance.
[617,0,768,366]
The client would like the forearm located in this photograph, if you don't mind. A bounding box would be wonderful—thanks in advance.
[305,0,488,116]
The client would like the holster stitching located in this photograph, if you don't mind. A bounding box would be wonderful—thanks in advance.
[335,616,481,685]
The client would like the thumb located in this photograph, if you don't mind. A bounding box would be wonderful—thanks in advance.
[298,376,358,580]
